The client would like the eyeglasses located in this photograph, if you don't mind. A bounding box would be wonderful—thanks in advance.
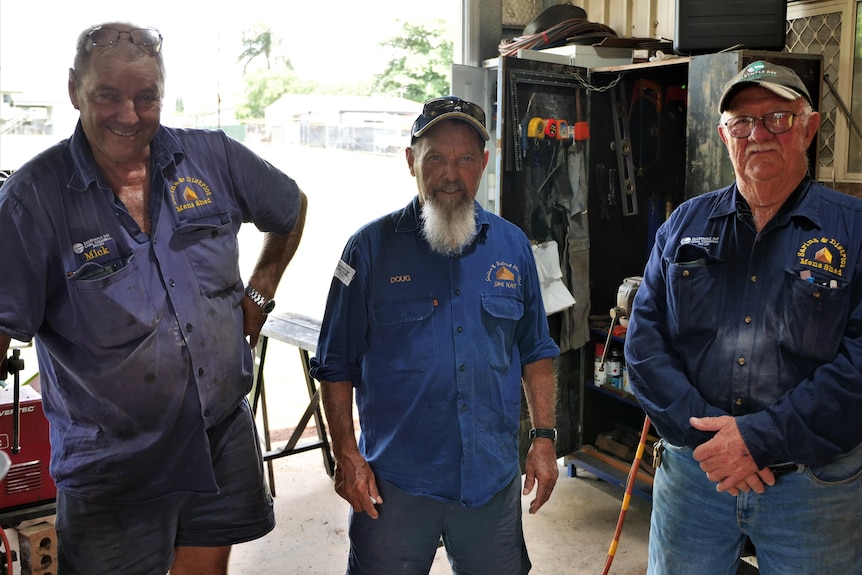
[87,26,163,53]
[722,111,799,139]
[421,97,486,127]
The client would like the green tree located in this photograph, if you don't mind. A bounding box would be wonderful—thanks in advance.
[372,20,454,103]
[235,69,319,120]
[238,25,280,75]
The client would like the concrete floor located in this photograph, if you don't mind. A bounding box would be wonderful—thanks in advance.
[225,318,652,575]
[227,447,652,575]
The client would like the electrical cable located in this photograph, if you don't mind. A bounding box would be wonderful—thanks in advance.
[601,415,651,575]
[499,18,617,56]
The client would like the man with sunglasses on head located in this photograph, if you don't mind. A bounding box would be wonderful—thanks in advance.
[310,96,560,574]
[625,61,862,573]
[0,21,307,574]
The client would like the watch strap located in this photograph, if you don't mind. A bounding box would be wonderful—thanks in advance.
[245,284,274,313]
[529,427,557,442]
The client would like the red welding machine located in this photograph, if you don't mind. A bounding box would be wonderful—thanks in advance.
[0,379,56,513]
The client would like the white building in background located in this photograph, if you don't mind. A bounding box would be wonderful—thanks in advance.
[265,94,421,155]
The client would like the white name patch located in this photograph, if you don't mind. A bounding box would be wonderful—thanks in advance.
[335,259,356,286]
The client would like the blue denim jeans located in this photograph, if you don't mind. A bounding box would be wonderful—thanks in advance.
[649,442,862,575]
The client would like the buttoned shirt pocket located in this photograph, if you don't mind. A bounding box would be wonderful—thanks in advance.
[667,246,724,340]
[779,268,849,362]
[175,211,240,297]
[67,256,159,348]
[370,296,436,373]
[481,294,524,372]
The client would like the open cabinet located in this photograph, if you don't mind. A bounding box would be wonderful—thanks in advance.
[454,49,822,494]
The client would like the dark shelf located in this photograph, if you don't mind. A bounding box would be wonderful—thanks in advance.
[567,451,652,503]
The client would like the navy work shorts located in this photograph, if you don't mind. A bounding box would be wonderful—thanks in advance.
[347,473,531,575]
[56,399,274,575]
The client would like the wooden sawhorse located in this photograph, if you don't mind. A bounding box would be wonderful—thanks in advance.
[251,312,335,495]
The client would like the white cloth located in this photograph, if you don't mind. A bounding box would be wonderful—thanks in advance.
[532,240,576,315]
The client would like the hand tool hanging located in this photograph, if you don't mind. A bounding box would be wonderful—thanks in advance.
[629,79,662,176]
[610,82,638,216]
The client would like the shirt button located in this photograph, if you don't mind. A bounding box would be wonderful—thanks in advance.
[198,367,204,376]
[457,326,463,333]
[737,357,746,365]
[750,275,758,283]
[459,364,465,372]
[813,291,821,299]
[455,289,461,296]
[186,323,193,332]
[744,316,752,324]
[682,269,690,277]
[169,279,176,287]
[735,398,743,406]
[461,405,467,412]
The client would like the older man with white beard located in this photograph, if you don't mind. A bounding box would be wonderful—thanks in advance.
[310,96,560,575]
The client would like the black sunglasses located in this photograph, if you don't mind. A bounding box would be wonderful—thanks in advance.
[421,97,486,126]
[87,26,163,53]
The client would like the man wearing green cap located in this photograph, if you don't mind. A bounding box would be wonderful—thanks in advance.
[625,61,862,573]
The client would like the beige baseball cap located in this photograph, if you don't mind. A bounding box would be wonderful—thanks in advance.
[410,96,490,144]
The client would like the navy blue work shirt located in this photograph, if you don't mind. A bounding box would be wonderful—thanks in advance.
[0,123,302,502]
[625,178,862,469]
[310,197,559,508]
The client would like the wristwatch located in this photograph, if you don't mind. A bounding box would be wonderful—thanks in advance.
[529,428,557,442]
[245,284,276,314]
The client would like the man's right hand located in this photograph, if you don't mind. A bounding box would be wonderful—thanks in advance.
[333,451,383,519]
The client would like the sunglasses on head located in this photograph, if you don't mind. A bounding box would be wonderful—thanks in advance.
[87,26,163,53]
[421,97,486,126]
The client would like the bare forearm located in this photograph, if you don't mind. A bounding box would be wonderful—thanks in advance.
[522,358,557,429]
[320,380,360,459]
[248,190,307,298]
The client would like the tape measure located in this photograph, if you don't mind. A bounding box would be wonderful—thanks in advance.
[527,118,545,139]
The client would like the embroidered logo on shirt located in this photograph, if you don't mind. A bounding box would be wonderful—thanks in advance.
[73,233,113,261]
[680,236,719,249]
[335,259,356,286]
[169,177,214,213]
[486,262,521,289]
[797,237,847,277]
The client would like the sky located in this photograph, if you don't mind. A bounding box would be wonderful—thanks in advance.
[0,0,458,113]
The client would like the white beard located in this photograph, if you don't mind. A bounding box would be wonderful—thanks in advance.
[420,193,477,256]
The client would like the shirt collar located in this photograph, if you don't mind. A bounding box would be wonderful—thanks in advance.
[67,122,185,192]
[707,177,819,229]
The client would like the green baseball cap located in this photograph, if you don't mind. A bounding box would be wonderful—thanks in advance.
[719,60,812,112]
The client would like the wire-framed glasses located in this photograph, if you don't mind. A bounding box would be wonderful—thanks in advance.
[87,26,163,53]
[722,111,799,139]
[421,97,486,126]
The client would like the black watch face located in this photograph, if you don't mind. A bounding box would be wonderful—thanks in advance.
[263,300,276,314]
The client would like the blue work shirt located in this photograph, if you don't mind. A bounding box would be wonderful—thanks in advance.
[625,178,862,469]
[310,197,559,508]
[0,123,301,502]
